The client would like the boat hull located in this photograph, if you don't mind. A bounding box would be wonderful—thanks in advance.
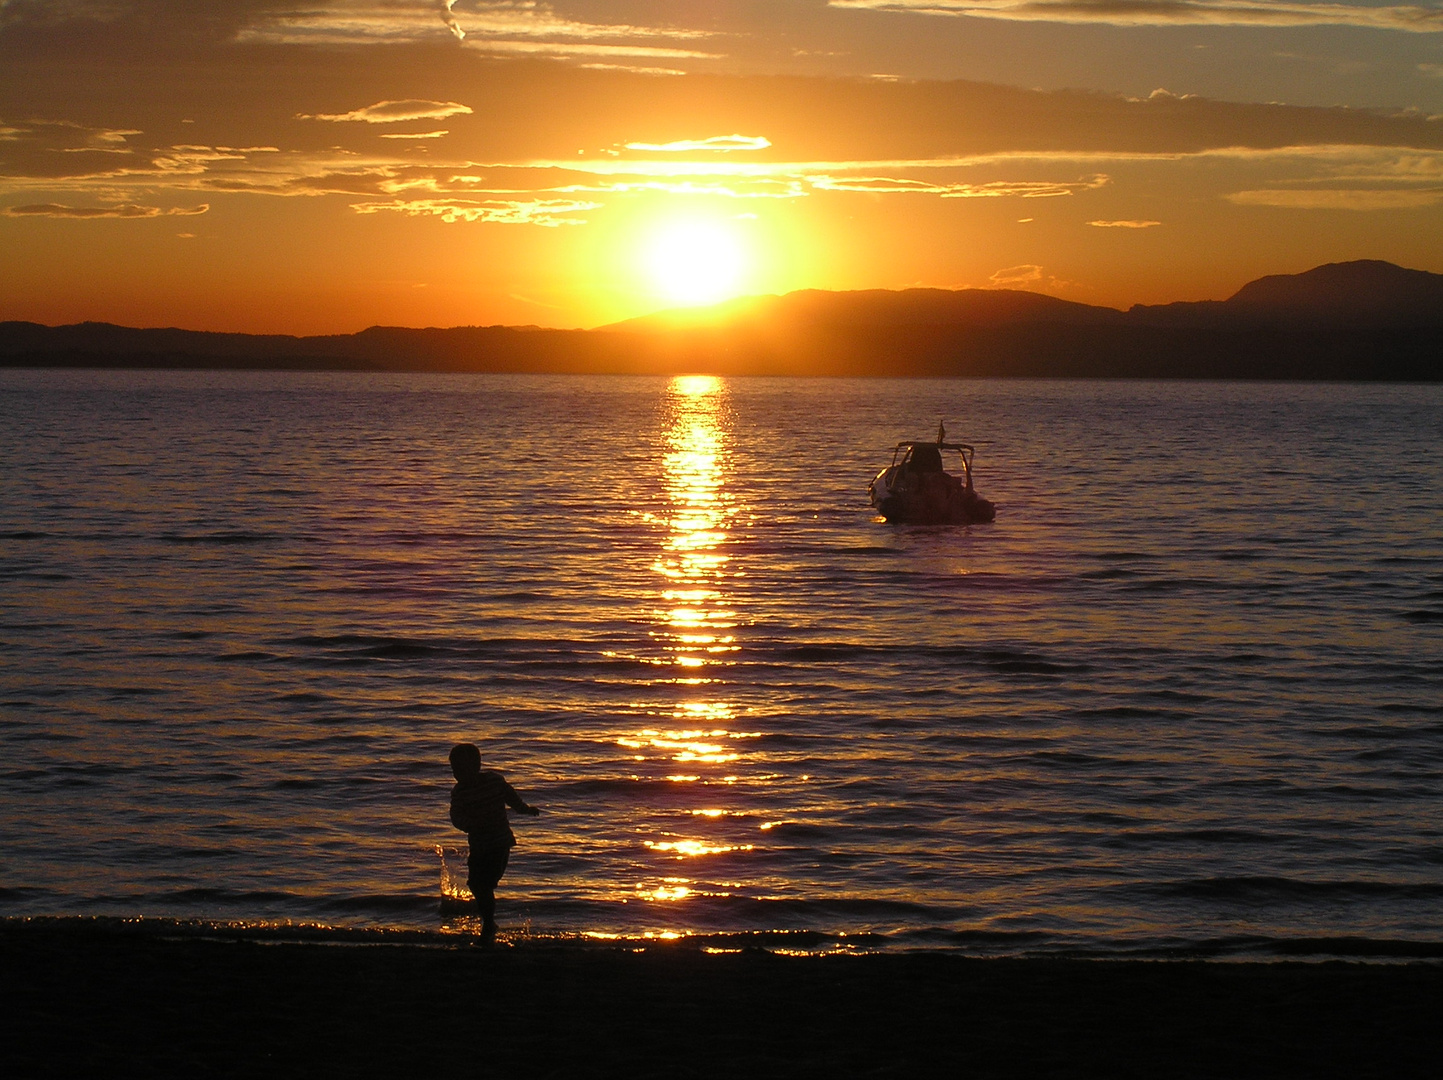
[870,467,996,525]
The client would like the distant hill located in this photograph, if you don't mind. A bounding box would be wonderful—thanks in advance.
[0,321,645,374]
[1131,260,1443,330]
[606,287,1127,333]
[3,261,1440,379]
[595,260,1441,378]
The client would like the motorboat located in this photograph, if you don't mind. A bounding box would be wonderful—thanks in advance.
[869,422,996,525]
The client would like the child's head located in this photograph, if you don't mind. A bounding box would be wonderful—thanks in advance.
[449,742,482,779]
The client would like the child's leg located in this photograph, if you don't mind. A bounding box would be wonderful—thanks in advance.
[466,846,511,937]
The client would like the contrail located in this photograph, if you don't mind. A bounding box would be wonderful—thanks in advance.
[441,0,465,39]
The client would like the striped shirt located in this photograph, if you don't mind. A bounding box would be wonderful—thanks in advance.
[450,770,526,851]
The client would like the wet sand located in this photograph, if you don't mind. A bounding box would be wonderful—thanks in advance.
[4,921,1441,1078]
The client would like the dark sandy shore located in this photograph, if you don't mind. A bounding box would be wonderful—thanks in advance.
[4,920,1441,1078]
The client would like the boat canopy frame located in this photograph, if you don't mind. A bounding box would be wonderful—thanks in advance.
[887,439,977,491]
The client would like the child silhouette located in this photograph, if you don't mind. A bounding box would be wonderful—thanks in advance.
[448,743,540,942]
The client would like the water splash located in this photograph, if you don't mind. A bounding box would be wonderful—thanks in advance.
[436,846,473,902]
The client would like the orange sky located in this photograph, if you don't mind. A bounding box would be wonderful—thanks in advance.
[3,2,1443,333]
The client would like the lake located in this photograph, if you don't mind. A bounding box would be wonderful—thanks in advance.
[1,370,1440,955]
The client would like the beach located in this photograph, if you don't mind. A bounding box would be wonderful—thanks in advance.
[4,920,1441,1078]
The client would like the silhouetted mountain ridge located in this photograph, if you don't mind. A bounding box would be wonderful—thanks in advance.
[3,261,1439,379]
[1131,260,1443,329]
[606,287,1128,332]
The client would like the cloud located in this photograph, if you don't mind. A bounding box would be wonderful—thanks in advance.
[3,202,209,218]
[1327,149,1443,180]
[0,1,292,42]
[579,63,689,76]
[990,264,1044,285]
[0,136,417,198]
[1226,188,1443,208]
[240,0,722,56]
[552,178,808,199]
[529,144,1443,185]
[7,86,1443,235]
[458,38,718,59]
[8,117,1441,223]
[810,173,1110,197]
[299,100,473,124]
[442,0,465,40]
[625,136,773,153]
[447,1,715,41]
[62,124,143,149]
[350,196,602,225]
[531,154,1115,178]
[470,158,1112,200]
[0,119,142,155]
[1088,218,1161,226]
[829,0,1443,33]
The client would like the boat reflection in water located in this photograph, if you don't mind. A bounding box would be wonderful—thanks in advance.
[621,375,760,917]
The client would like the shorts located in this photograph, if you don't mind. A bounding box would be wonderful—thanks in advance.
[466,844,510,894]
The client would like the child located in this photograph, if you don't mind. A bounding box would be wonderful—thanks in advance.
[448,742,540,942]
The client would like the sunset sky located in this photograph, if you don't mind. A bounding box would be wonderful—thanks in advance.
[3,0,1442,332]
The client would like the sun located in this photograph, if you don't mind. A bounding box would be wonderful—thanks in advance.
[642,218,749,307]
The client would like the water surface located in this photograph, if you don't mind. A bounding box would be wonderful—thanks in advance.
[2,371,1440,955]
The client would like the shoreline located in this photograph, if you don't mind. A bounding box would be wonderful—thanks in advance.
[5,919,1441,1077]
[7,913,1443,961]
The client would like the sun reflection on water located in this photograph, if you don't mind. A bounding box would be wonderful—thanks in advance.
[626,374,763,908]
[652,375,738,671]
[645,839,756,858]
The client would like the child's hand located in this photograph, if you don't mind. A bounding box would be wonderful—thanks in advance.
[525,805,541,816]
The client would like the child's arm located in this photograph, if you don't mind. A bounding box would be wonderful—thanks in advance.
[502,779,541,816]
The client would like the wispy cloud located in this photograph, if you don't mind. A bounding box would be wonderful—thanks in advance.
[447,1,715,41]
[530,144,1443,181]
[7,111,1443,229]
[990,264,1044,285]
[535,151,1169,178]
[551,179,808,199]
[810,173,1109,196]
[67,125,142,148]
[1226,188,1443,208]
[3,202,209,218]
[299,100,473,124]
[0,119,142,155]
[830,0,1443,33]
[469,158,1112,199]
[442,0,466,40]
[578,63,689,76]
[350,196,602,225]
[458,38,717,58]
[238,2,454,44]
[240,0,723,57]
[379,130,451,140]
[625,136,773,153]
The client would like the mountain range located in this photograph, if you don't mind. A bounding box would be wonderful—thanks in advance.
[4,260,1440,380]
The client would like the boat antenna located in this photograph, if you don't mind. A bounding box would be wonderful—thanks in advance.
[937,419,946,445]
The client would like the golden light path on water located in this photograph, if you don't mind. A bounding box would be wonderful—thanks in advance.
[628,375,757,908]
